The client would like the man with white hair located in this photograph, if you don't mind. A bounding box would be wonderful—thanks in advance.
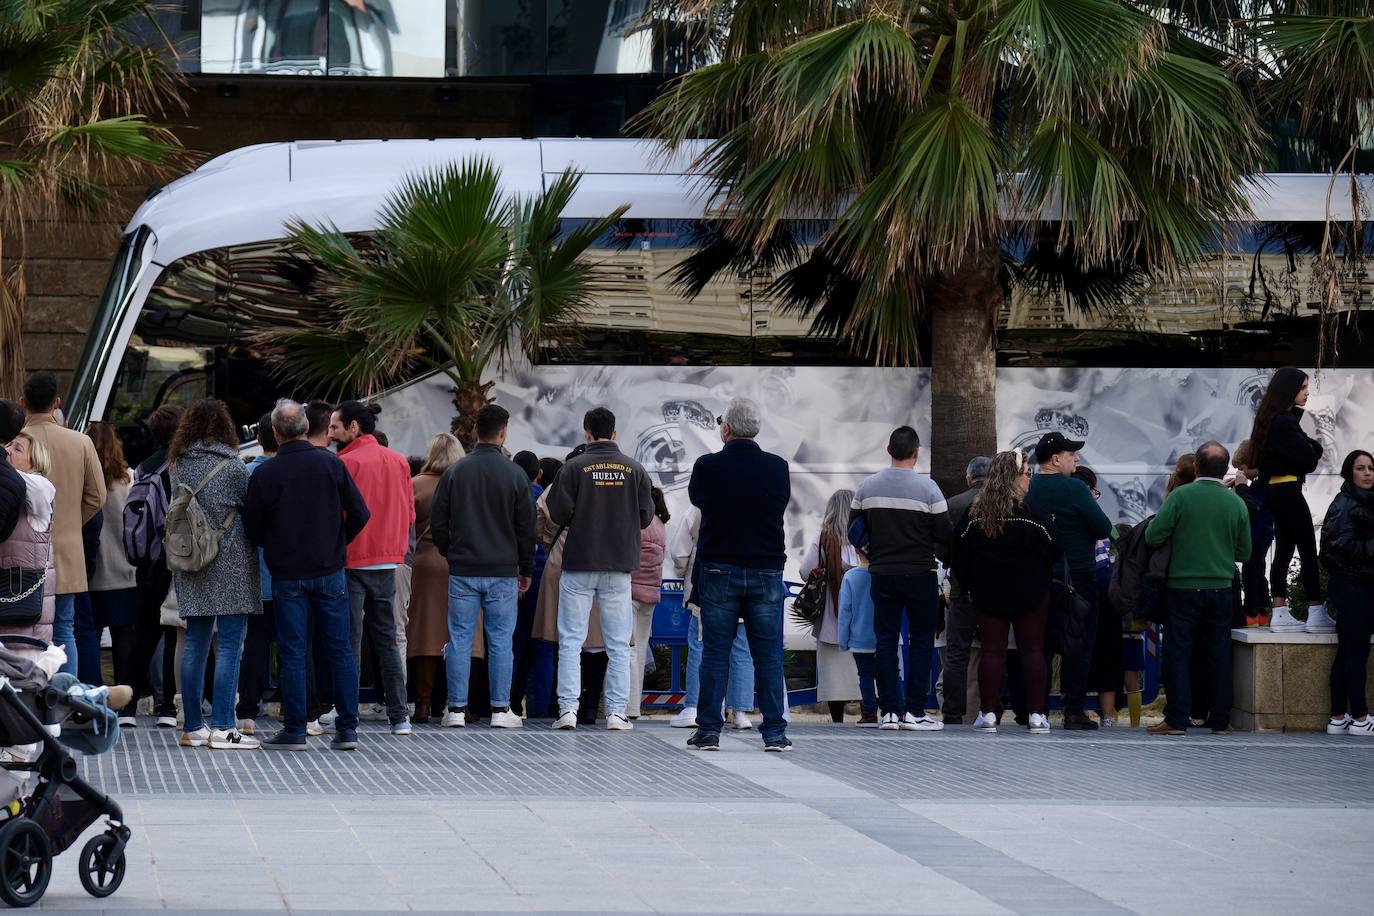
[243,399,371,751]
[686,398,793,752]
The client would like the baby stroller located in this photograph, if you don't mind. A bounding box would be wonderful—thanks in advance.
[0,636,129,907]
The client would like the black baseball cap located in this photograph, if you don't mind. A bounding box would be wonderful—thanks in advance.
[1034,432,1085,463]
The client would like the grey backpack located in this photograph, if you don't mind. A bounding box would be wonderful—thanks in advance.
[163,459,238,574]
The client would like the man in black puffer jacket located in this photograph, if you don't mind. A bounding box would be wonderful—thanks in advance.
[0,400,26,544]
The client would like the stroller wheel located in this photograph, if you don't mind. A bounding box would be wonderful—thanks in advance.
[0,817,51,907]
[78,833,126,898]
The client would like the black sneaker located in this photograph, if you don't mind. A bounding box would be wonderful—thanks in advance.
[943,715,963,726]
[1062,714,1100,731]
[763,737,793,753]
[686,732,720,751]
[331,729,358,751]
[263,732,309,752]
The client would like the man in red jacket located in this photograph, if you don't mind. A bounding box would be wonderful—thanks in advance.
[330,401,416,735]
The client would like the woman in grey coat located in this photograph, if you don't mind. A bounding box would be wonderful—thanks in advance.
[168,400,261,751]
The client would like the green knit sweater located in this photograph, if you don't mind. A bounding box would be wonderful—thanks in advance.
[1145,479,1252,589]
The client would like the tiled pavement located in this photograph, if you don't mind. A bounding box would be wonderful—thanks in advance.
[27,721,1371,914]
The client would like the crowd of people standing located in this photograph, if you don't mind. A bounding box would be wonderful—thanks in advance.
[0,365,1371,752]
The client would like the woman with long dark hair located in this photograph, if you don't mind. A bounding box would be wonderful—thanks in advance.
[83,421,139,697]
[168,399,261,750]
[952,450,1060,735]
[1323,449,1374,736]
[1248,368,1330,633]
[801,489,861,723]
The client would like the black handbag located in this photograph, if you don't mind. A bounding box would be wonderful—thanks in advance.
[789,568,827,636]
[1048,557,1092,655]
[0,567,45,626]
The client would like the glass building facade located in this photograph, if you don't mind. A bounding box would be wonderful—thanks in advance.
[152,1,691,78]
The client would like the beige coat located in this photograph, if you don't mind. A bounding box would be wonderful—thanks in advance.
[20,415,105,594]
[407,473,484,659]
[532,488,603,648]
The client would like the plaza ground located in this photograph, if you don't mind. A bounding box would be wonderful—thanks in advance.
[30,719,1371,914]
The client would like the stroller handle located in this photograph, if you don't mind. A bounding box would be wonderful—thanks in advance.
[0,635,49,651]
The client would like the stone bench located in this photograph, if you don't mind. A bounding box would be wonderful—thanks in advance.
[1231,629,1374,732]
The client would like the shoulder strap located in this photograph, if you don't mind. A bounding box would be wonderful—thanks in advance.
[189,458,237,497]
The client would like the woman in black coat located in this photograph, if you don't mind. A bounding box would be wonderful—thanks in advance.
[1323,449,1374,736]
[1249,367,1328,633]
[952,449,1061,735]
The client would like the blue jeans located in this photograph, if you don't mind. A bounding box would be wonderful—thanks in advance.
[696,563,787,742]
[444,576,518,709]
[274,571,358,736]
[181,614,249,732]
[53,593,78,676]
[73,592,101,685]
[557,570,633,716]
[685,614,754,711]
[1162,588,1232,731]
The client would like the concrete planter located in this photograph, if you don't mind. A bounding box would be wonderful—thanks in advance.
[1231,629,1374,731]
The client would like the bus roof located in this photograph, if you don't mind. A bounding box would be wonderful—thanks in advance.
[129,138,716,268]
[128,137,1374,270]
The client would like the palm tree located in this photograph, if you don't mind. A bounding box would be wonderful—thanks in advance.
[1249,2,1374,364]
[0,0,186,398]
[264,157,628,448]
[638,0,1263,491]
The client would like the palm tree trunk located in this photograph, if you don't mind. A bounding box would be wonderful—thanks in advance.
[927,247,1002,498]
[450,378,495,451]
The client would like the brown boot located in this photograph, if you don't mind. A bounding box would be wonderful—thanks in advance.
[412,657,436,723]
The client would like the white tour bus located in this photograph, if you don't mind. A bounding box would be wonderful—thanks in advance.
[64,140,1373,635]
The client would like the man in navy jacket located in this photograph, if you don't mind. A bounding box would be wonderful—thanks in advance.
[243,398,370,751]
[686,397,792,752]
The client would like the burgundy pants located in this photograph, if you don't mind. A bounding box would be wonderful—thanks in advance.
[976,595,1050,716]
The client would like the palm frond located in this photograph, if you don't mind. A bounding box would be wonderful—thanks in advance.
[257,326,410,401]
[833,93,1001,278]
[508,168,630,357]
[45,115,179,162]
[1252,12,1374,132]
[988,0,1163,113]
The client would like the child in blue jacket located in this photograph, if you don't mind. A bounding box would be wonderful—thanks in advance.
[838,554,878,725]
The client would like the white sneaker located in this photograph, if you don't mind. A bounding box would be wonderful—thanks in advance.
[117,715,136,728]
[1098,715,1119,728]
[729,710,753,731]
[178,726,210,748]
[306,719,323,737]
[209,728,261,750]
[553,711,578,730]
[900,712,944,731]
[490,710,523,729]
[879,713,901,731]
[973,712,998,733]
[1349,717,1374,737]
[669,707,698,728]
[156,715,177,729]
[1028,713,1050,734]
[319,707,338,727]
[441,710,466,728]
[606,713,634,731]
[1269,603,1305,633]
[1329,716,1352,735]
[236,718,257,735]
[360,703,389,722]
[1305,604,1337,634]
